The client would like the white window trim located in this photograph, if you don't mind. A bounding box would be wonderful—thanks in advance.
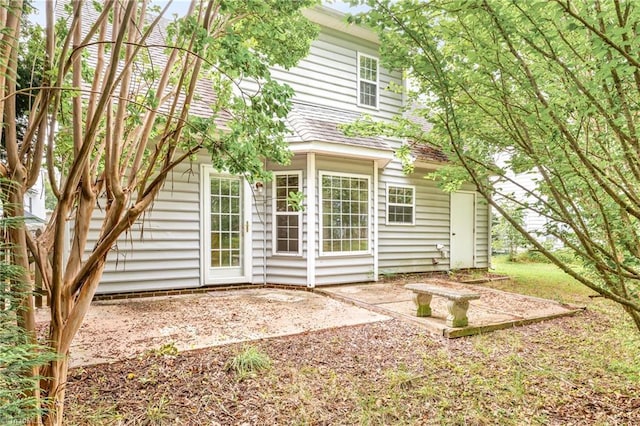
[319,170,371,257]
[386,184,416,226]
[357,52,379,110]
[272,171,303,257]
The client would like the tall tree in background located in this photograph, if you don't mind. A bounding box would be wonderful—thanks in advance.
[349,0,640,331]
[0,0,317,424]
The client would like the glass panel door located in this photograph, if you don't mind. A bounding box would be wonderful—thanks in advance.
[209,175,243,277]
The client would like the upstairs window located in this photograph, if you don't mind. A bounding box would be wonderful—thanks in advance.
[357,53,379,109]
[273,172,302,255]
[387,185,415,225]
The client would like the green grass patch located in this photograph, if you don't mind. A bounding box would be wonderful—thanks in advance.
[225,345,272,380]
[490,255,595,304]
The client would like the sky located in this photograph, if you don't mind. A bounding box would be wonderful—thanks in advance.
[30,1,369,26]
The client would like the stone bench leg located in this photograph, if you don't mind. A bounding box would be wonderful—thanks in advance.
[412,293,433,317]
[446,300,470,327]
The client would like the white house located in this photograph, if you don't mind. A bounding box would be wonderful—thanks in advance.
[76,5,491,294]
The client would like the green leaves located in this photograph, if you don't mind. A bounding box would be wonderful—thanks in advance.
[357,0,640,328]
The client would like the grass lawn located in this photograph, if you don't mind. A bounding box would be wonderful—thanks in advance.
[490,255,596,305]
[64,259,640,425]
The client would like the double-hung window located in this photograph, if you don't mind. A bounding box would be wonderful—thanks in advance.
[273,172,302,255]
[387,185,415,225]
[320,172,370,255]
[357,52,379,109]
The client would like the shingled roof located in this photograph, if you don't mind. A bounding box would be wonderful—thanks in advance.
[403,106,448,164]
[286,102,392,151]
[64,1,233,126]
[408,140,449,163]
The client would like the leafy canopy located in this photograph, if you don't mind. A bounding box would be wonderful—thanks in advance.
[350,0,640,330]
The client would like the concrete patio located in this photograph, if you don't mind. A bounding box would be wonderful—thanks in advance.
[319,280,583,338]
[36,280,583,367]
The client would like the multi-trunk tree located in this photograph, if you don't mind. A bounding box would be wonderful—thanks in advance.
[349,0,640,331]
[0,1,317,424]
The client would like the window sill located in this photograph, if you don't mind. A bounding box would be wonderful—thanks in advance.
[357,103,380,111]
[319,251,372,257]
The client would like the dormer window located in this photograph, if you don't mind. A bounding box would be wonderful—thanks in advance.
[357,52,379,109]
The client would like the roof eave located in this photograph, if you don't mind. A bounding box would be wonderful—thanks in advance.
[413,159,448,171]
[290,141,393,168]
[303,6,379,44]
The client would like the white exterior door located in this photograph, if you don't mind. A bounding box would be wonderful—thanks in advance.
[450,191,476,269]
[202,168,252,284]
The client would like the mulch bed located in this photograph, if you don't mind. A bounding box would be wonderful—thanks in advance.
[64,311,640,425]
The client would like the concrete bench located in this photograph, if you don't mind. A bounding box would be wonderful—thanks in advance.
[405,283,480,327]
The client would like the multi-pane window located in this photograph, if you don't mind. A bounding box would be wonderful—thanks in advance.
[320,173,370,254]
[387,185,415,225]
[358,53,378,108]
[210,176,241,267]
[274,172,302,255]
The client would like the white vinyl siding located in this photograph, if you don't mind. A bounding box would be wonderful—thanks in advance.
[475,192,490,268]
[319,171,371,256]
[262,156,308,285]
[378,161,451,274]
[272,171,303,256]
[240,29,402,120]
[387,184,415,225]
[92,160,202,294]
[357,52,378,109]
[377,160,490,275]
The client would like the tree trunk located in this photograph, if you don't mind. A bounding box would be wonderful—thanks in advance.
[41,356,69,426]
[624,306,640,331]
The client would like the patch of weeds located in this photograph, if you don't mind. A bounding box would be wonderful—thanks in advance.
[139,363,161,386]
[225,345,271,380]
[472,334,498,357]
[378,270,397,281]
[145,342,179,358]
[144,394,170,425]
[385,364,423,390]
[357,393,402,426]
[65,403,124,426]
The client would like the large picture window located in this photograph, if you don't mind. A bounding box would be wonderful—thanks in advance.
[357,52,379,108]
[320,172,370,255]
[273,172,302,255]
[387,185,415,225]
